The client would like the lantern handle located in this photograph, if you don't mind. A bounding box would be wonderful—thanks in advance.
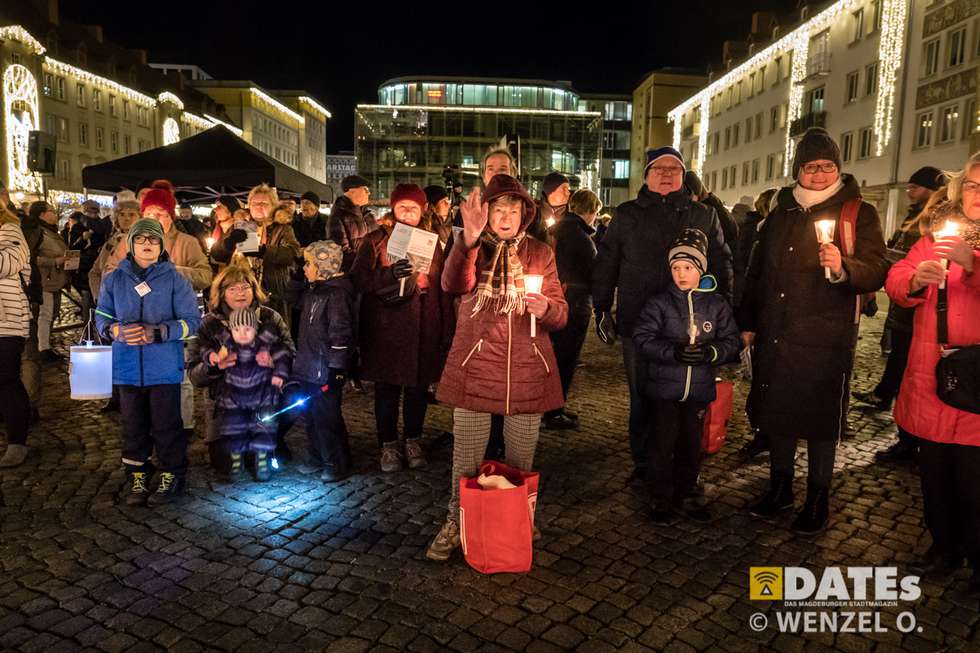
[78,308,105,346]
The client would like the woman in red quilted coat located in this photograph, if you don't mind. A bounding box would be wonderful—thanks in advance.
[885,153,980,595]
[426,174,568,562]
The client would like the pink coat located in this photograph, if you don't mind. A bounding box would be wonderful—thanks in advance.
[885,236,980,445]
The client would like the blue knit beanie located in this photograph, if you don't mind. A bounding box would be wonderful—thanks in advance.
[643,146,685,177]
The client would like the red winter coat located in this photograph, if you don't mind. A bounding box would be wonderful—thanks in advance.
[436,236,568,415]
[886,235,980,446]
[351,224,454,388]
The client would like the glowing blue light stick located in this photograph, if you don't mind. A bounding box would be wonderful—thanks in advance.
[260,397,308,422]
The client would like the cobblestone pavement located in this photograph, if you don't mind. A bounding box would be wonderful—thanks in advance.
[1,294,977,652]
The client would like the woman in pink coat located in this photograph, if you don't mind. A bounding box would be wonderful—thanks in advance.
[885,153,980,595]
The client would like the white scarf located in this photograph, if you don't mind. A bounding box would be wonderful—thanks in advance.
[792,178,844,209]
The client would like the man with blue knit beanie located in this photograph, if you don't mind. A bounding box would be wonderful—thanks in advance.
[592,145,733,485]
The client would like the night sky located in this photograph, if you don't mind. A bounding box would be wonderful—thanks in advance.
[61,0,800,152]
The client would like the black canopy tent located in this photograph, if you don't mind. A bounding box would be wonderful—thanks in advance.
[81,125,333,203]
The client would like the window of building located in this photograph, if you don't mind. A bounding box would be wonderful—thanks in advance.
[770,106,779,133]
[742,162,750,185]
[95,126,104,150]
[59,158,70,182]
[780,103,788,128]
[923,38,940,77]
[751,158,760,183]
[724,126,731,150]
[915,111,934,148]
[730,165,737,186]
[711,171,717,190]
[841,131,854,161]
[79,122,88,147]
[713,132,720,154]
[766,153,775,180]
[939,103,960,143]
[858,126,873,158]
[706,133,714,155]
[42,73,53,97]
[865,62,878,96]
[869,0,882,33]
[109,95,117,117]
[76,83,86,107]
[851,8,864,43]
[613,160,630,179]
[749,73,756,98]
[964,98,977,139]
[755,112,763,140]
[948,28,966,68]
[56,76,65,101]
[745,118,753,143]
[722,167,728,190]
[734,82,741,105]
[93,89,102,112]
[846,71,859,103]
[733,123,740,146]
[123,100,130,121]
[10,53,20,65]
[774,56,783,85]
[124,134,131,154]
[57,117,69,143]
[807,86,825,114]
[110,130,119,153]
[758,66,766,90]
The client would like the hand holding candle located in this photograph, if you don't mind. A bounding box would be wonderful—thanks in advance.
[524,274,544,337]
[933,220,961,289]
[814,219,836,280]
[205,236,215,251]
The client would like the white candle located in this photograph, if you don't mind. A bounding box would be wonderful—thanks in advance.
[814,219,836,280]
[935,220,960,289]
[524,274,544,338]
[205,236,215,251]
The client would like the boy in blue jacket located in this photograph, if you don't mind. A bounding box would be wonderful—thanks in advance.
[633,228,739,524]
[96,219,201,507]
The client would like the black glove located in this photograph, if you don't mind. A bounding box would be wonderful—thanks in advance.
[391,258,413,279]
[595,310,617,345]
[227,229,248,245]
[674,343,716,365]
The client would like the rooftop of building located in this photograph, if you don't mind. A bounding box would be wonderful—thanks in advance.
[378,75,576,90]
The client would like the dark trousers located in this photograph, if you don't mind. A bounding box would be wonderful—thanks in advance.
[301,381,350,472]
[119,384,186,474]
[546,295,591,418]
[771,437,836,488]
[622,337,653,470]
[486,414,505,459]
[648,399,706,501]
[874,328,912,401]
[374,383,428,445]
[0,336,30,445]
[917,439,980,565]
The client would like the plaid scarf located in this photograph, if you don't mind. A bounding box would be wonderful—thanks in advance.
[472,230,527,316]
[928,201,980,250]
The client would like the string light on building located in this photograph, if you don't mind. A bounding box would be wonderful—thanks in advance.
[44,57,156,108]
[696,96,710,177]
[873,0,908,157]
[358,104,602,119]
[162,117,180,145]
[299,96,331,119]
[250,88,304,124]
[49,190,113,209]
[3,64,42,194]
[180,111,213,133]
[0,25,46,54]
[157,91,185,110]
[202,114,244,136]
[784,30,809,177]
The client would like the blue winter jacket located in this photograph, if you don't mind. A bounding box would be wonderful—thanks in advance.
[632,277,740,403]
[95,254,201,386]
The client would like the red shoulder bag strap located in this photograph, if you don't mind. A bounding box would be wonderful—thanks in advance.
[837,198,866,324]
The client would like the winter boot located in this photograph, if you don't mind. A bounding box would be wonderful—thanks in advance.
[254,452,271,482]
[0,444,28,468]
[748,471,795,517]
[791,485,830,535]
[147,472,184,507]
[320,465,350,483]
[123,469,152,506]
[380,442,403,473]
[404,438,427,469]
[425,520,460,561]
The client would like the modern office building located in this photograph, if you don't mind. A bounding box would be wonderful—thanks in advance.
[1,1,330,210]
[579,93,633,209]
[668,0,978,234]
[355,76,602,201]
[630,69,708,196]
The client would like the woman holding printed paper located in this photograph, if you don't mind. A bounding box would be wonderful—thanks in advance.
[426,174,567,562]
[351,183,454,473]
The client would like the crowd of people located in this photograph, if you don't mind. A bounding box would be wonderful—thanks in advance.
[0,126,977,588]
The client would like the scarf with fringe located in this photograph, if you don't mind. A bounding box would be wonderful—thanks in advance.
[472,230,526,316]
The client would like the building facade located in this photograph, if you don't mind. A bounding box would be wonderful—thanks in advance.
[668,0,978,235]
[579,93,633,209]
[356,77,602,202]
[631,70,709,196]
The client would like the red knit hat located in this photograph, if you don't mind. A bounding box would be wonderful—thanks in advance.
[389,183,427,210]
[140,181,177,218]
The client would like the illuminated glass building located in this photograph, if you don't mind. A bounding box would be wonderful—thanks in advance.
[356,77,602,201]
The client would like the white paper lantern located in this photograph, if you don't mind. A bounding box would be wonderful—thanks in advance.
[69,344,113,400]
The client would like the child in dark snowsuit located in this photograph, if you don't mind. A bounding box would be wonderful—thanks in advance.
[632,228,739,524]
[203,307,290,480]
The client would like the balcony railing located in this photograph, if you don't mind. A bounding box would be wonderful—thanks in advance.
[789,110,827,137]
[803,51,832,80]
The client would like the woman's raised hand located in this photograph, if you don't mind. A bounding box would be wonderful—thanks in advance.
[460,188,488,248]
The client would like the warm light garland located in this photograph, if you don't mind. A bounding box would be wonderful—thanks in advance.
[784,30,810,177]
[162,117,180,145]
[44,57,156,108]
[873,0,908,156]
[181,112,213,132]
[157,91,184,110]
[203,113,244,136]
[299,96,331,119]
[0,26,45,54]
[3,64,42,194]
[250,88,303,124]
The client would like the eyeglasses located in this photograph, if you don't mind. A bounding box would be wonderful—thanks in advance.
[133,235,161,245]
[962,181,980,194]
[227,283,252,293]
[801,162,838,175]
[649,165,684,177]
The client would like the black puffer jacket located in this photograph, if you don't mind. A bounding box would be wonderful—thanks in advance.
[733,210,766,311]
[592,187,733,337]
[633,281,739,403]
[327,196,378,272]
[883,204,924,333]
[290,277,356,384]
[292,213,327,248]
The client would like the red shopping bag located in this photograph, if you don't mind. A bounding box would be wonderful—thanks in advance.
[459,460,539,574]
[702,380,734,454]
